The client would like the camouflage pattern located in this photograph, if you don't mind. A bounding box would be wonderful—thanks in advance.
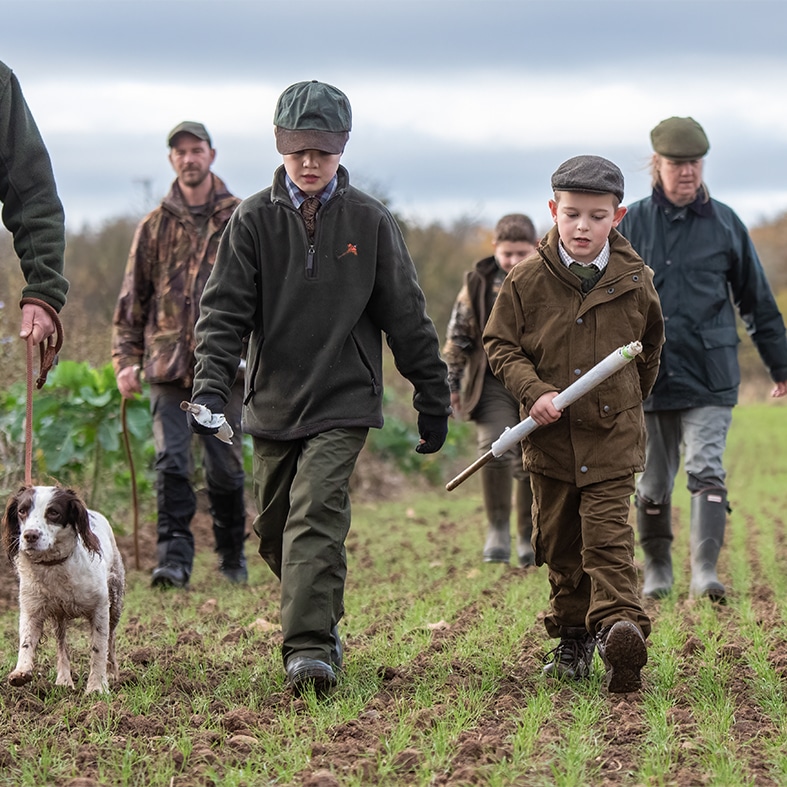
[111,175,240,386]
[443,256,507,418]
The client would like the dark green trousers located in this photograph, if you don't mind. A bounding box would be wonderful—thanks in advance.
[251,428,368,666]
[531,471,651,640]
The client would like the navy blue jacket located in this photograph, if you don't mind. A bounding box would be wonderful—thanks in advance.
[619,190,787,410]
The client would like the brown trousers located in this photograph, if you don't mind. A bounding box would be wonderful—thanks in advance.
[530,471,651,640]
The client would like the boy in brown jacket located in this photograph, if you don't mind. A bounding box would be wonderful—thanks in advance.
[443,214,538,566]
[483,155,664,692]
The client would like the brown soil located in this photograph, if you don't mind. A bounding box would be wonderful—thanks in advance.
[0,450,781,786]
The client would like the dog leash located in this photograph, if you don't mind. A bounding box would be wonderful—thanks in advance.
[22,299,64,487]
[120,397,141,570]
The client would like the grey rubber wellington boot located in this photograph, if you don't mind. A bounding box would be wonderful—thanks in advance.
[636,496,673,599]
[515,478,535,567]
[481,462,512,563]
[689,488,728,602]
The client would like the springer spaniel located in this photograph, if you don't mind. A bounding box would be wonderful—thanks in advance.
[2,485,125,694]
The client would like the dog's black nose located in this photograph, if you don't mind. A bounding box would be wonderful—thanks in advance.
[23,530,41,544]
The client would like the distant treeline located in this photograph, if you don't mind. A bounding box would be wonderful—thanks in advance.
[1,206,786,397]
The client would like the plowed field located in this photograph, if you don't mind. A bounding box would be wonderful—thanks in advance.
[1,404,786,786]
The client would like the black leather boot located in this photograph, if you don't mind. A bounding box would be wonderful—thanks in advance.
[209,487,248,584]
[152,473,197,588]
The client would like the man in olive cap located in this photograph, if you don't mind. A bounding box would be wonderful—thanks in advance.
[188,81,451,697]
[112,121,248,590]
[619,117,787,603]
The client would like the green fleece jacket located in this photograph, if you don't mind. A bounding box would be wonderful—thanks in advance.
[0,61,68,312]
[193,165,450,440]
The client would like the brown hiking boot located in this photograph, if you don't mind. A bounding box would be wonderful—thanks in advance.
[596,621,647,693]
[542,626,596,680]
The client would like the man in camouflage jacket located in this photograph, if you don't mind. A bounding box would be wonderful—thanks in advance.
[112,121,246,589]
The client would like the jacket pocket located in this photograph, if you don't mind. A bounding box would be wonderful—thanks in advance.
[244,338,264,405]
[145,329,188,382]
[597,365,642,418]
[350,332,380,396]
[700,326,740,392]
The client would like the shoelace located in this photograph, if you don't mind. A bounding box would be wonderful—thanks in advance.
[544,638,588,665]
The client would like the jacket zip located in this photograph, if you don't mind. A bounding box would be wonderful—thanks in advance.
[306,244,316,277]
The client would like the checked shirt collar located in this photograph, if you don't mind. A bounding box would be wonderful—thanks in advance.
[285,173,338,209]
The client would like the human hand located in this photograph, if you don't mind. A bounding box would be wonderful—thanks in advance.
[19,303,55,345]
[528,392,562,426]
[772,381,787,398]
[450,392,461,418]
[187,394,225,435]
[415,413,448,454]
[116,365,142,399]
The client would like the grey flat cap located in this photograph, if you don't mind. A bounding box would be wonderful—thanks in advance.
[551,155,624,202]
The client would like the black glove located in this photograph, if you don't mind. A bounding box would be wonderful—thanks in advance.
[187,393,225,436]
[415,413,448,454]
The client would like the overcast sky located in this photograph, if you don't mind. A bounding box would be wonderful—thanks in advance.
[5,0,787,235]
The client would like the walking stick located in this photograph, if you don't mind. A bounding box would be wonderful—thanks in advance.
[445,341,643,491]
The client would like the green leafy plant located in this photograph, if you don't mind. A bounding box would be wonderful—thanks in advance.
[366,391,472,484]
[0,360,155,513]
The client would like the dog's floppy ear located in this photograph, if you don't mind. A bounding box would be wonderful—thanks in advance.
[2,486,29,559]
[63,488,101,555]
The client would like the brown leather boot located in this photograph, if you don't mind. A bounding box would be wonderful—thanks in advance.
[596,621,647,693]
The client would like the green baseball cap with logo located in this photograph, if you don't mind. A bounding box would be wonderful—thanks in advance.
[650,117,709,161]
[273,80,352,155]
[167,121,212,148]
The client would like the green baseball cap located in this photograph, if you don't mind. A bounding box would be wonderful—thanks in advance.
[167,121,212,148]
[650,117,709,161]
[273,80,352,155]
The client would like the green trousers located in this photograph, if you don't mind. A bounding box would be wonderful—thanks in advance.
[251,428,368,667]
[531,471,651,640]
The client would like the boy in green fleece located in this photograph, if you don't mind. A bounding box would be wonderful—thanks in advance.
[188,80,451,697]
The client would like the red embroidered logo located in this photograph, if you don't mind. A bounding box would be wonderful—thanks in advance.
[338,243,358,258]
